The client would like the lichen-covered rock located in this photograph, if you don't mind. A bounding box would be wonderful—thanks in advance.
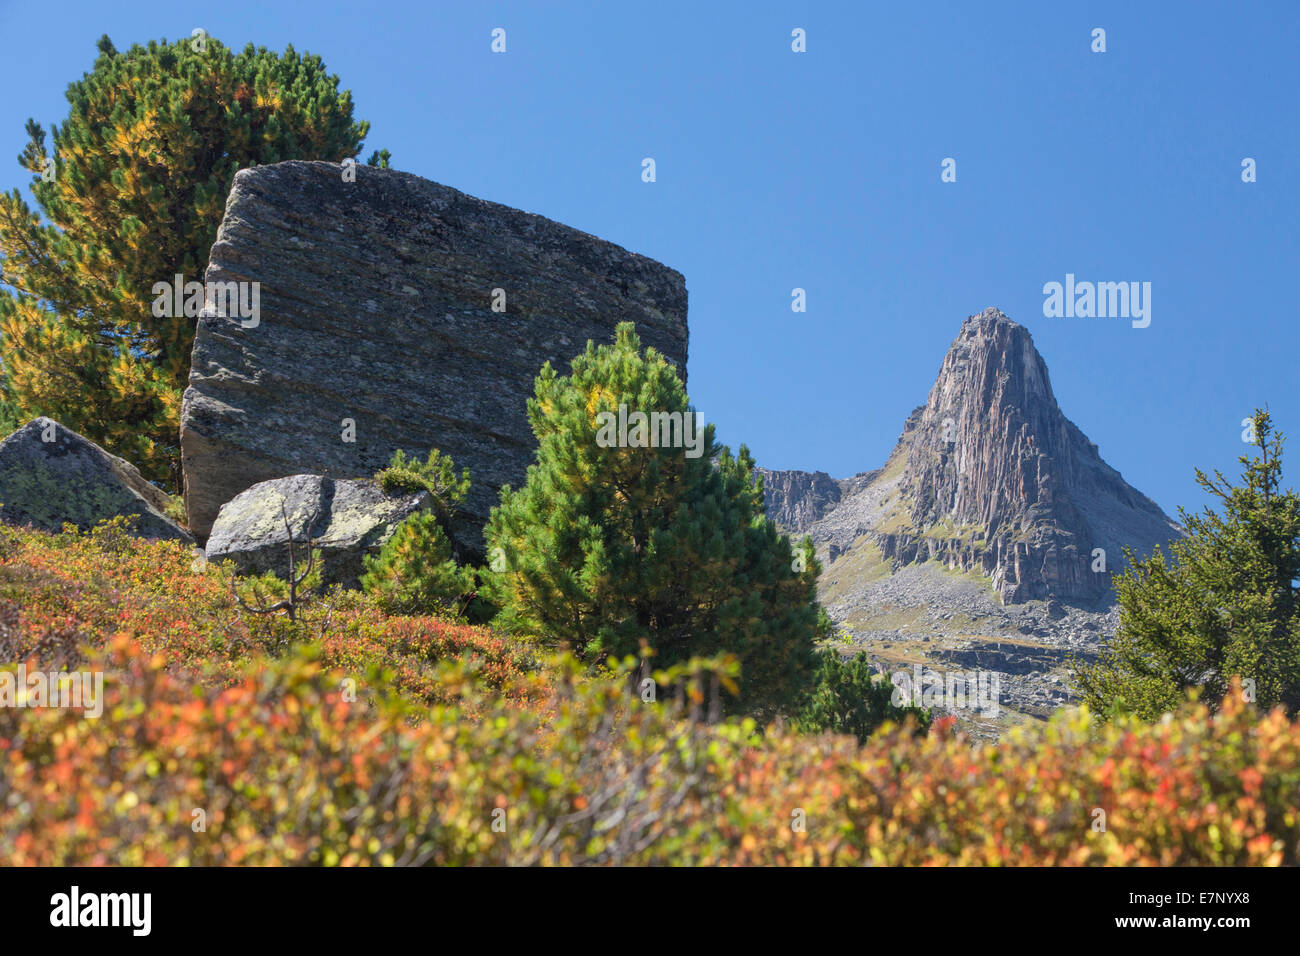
[181,160,690,554]
[203,474,431,588]
[0,418,192,542]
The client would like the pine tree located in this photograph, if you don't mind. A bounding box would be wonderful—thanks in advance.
[483,323,822,718]
[362,448,476,616]
[795,650,931,743]
[0,34,383,488]
[361,512,476,617]
[1076,409,1300,719]
[374,448,471,554]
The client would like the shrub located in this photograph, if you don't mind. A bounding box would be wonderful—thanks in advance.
[0,635,1296,866]
[375,448,470,549]
[0,35,380,487]
[1076,408,1300,719]
[0,521,542,710]
[4,519,1298,867]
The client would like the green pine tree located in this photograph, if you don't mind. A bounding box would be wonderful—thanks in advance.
[362,449,476,616]
[483,323,822,718]
[1076,408,1300,719]
[0,34,385,489]
[795,650,931,743]
[374,448,471,553]
[361,511,476,617]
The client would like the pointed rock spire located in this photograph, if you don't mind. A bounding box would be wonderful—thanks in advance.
[760,308,1180,604]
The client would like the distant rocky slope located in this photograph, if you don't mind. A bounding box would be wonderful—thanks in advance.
[759,309,1182,735]
[757,469,847,532]
[181,161,689,553]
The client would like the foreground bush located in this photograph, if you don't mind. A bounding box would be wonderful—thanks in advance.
[1078,409,1300,720]
[2,521,1296,866]
[2,633,1295,865]
[362,449,477,616]
[0,522,543,712]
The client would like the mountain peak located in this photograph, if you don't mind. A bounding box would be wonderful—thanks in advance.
[963,306,1018,328]
[763,308,1180,605]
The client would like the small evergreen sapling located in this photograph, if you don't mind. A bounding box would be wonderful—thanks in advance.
[361,449,476,616]
[483,323,823,719]
[795,650,931,743]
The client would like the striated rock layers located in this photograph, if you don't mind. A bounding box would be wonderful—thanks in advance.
[181,161,689,553]
[762,309,1181,604]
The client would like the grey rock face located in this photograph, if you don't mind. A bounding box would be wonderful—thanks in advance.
[0,418,192,542]
[181,161,689,553]
[204,474,431,588]
[891,309,1180,602]
[755,468,844,533]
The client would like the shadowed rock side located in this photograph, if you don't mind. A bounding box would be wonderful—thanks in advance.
[181,161,689,553]
[761,308,1181,605]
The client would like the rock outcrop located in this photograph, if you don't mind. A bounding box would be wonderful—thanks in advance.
[181,161,689,553]
[204,475,430,588]
[762,309,1181,604]
[755,468,845,533]
[0,418,192,542]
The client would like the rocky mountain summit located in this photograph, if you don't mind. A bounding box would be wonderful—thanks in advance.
[760,308,1182,734]
[763,308,1179,604]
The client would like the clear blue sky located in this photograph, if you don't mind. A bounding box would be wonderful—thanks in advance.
[1,0,1296,520]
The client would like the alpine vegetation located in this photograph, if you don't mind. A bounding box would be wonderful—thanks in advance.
[484,322,822,718]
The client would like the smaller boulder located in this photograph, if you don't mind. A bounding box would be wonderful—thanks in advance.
[204,475,431,588]
[0,418,192,542]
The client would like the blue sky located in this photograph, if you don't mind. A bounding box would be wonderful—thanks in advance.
[1,0,1296,519]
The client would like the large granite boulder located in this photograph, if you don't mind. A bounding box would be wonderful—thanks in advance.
[0,418,192,542]
[181,161,690,554]
[204,474,431,588]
